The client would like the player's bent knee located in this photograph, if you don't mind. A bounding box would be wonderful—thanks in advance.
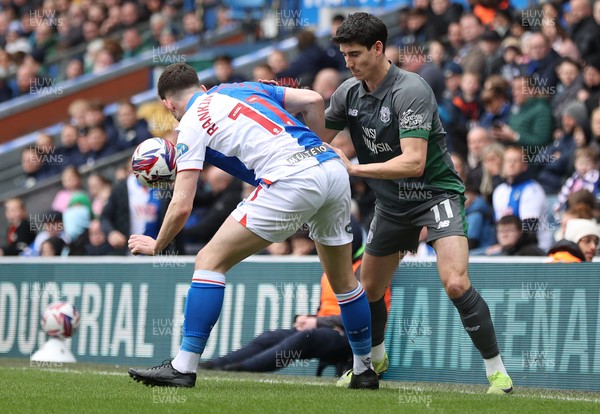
[444,280,469,299]
[195,247,227,273]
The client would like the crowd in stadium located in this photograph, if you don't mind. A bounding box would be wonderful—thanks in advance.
[1,0,600,261]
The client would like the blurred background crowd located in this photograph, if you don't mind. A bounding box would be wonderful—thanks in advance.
[1,0,599,261]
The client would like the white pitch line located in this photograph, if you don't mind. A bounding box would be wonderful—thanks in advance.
[8,366,600,403]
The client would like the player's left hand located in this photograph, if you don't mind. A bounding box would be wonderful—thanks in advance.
[324,143,354,174]
[257,79,279,86]
[128,234,158,256]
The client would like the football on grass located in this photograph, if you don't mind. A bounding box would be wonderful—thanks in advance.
[41,302,81,339]
[131,137,177,188]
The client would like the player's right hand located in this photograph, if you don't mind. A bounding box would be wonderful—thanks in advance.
[128,234,158,256]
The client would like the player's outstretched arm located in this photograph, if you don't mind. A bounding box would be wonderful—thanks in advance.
[282,88,333,141]
[129,169,199,255]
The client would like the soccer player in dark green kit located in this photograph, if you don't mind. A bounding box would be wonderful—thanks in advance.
[323,12,513,393]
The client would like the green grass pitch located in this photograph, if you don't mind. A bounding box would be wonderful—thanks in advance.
[1,359,599,414]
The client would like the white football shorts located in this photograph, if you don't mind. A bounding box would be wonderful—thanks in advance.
[231,159,353,246]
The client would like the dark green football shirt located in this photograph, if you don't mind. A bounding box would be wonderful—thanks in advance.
[325,64,465,214]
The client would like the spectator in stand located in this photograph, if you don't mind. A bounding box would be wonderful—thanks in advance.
[29,210,67,256]
[20,146,52,188]
[448,71,482,159]
[63,192,93,255]
[86,126,119,166]
[554,189,600,240]
[445,22,463,57]
[402,43,445,103]
[466,127,491,190]
[290,230,317,256]
[118,1,142,30]
[212,54,245,85]
[568,0,600,58]
[56,124,81,169]
[0,197,37,256]
[591,107,600,151]
[79,219,118,255]
[492,9,512,39]
[536,102,585,196]
[479,86,511,131]
[478,29,504,79]
[456,14,485,75]
[122,28,150,59]
[267,50,289,77]
[82,21,101,45]
[547,218,600,262]
[183,12,201,41]
[148,13,168,47]
[159,26,178,47]
[491,75,554,147]
[403,8,436,45]
[85,100,118,144]
[68,99,90,136]
[485,215,546,256]
[554,147,600,212]
[92,48,116,74]
[430,0,463,36]
[276,30,337,87]
[578,54,600,115]
[541,15,580,62]
[499,39,523,82]
[312,68,341,109]
[325,14,346,71]
[453,152,495,250]
[182,166,242,249]
[520,32,560,90]
[101,169,182,255]
[493,145,552,250]
[252,63,275,82]
[40,236,66,256]
[552,57,584,125]
[114,100,152,149]
[87,173,112,218]
[64,58,83,81]
[52,166,83,213]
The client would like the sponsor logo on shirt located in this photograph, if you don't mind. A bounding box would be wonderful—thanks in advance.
[286,145,328,165]
[399,109,431,131]
[361,125,393,154]
[348,108,358,116]
[175,143,189,158]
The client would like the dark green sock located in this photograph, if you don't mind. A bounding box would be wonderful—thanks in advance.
[369,296,387,347]
[451,286,499,359]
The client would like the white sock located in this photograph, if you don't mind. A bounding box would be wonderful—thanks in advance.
[171,350,200,374]
[353,353,373,375]
[372,342,386,362]
[484,354,507,377]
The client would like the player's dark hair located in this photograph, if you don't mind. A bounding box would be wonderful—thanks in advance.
[332,12,387,52]
[158,63,201,100]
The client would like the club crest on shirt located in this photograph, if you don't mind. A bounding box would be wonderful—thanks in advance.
[380,106,391,123]
[176,143,189,158]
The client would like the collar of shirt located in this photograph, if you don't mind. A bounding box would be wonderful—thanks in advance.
[185,91,206,111]
[358,62,399,100]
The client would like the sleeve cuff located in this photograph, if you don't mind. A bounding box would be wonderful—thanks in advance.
[400,129,430,139]
[325,119,346,130]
